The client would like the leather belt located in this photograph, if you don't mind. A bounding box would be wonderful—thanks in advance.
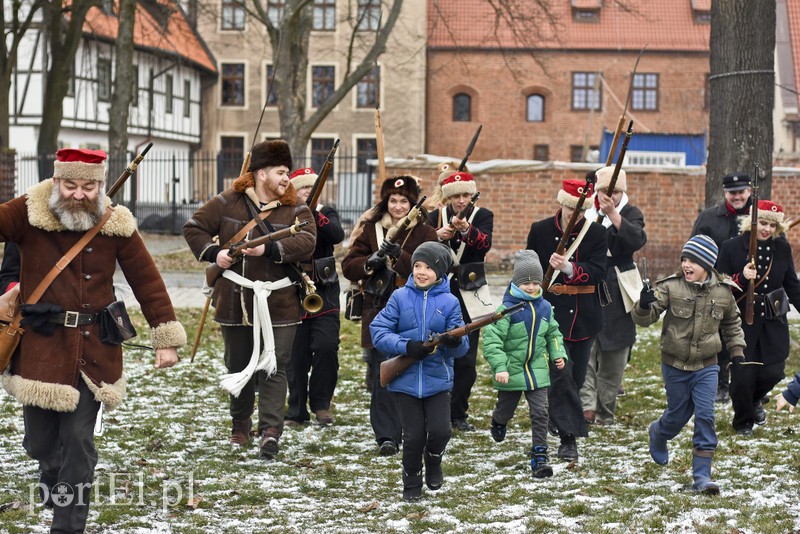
[48,311,100,327]
[548,284,596,295]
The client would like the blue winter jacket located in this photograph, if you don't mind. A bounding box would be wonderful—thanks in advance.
[370,276,469,398]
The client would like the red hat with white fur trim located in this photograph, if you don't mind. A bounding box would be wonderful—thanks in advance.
[557,179,594,209]
[289,167,318,190]
[440,172,477,199]
[53,148,107,182]
[740,199,787,235]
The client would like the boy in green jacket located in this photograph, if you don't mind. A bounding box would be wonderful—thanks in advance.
[483,250,567,478]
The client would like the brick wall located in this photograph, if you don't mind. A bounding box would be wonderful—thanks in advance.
[382,164,800,279]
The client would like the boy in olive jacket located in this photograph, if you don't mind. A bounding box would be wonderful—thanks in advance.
[483,250,567,478]
[632,235,745,495]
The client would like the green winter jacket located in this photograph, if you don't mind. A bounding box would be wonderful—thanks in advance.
[483,285,567,391]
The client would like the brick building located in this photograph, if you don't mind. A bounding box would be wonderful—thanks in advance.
[425,0,711,163]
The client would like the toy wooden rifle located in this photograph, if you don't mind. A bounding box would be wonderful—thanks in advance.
[447,191,481,231]
[379,302,524,387]
[605,45,647,166]
[744,164,760,325]
[306,139,340,209]
[458,124,482,171]
[595,120,634,224]
[108,142,152,199]
[542,174,596,292]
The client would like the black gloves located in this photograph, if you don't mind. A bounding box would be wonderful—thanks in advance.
[379,240,402,259]
[639,286,657,310]
[406,340,434,360]
[365,251,386,272]
[440,334,461,348]
[20,302,64,336]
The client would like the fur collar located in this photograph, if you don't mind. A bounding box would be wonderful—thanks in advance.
[25,180,136,236]
[380,212,419,231]
[232,172,299,210]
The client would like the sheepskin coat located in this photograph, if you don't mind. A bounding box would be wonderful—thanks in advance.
[0,180,187,412]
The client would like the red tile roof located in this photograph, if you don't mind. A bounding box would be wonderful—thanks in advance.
[428,0,710,52]
[788,0,800,97]
[82,0,216,74]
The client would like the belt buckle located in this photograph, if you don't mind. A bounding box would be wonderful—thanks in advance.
[64,311,79,328]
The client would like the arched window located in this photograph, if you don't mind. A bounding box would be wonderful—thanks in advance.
[527,94,545,122]
[453,93,471,122]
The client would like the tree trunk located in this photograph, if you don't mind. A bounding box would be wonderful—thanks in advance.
[707,0,775,206]
[108,0,137,196]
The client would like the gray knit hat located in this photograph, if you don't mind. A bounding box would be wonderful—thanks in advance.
[411,242,453,281]
[512,250,543,286]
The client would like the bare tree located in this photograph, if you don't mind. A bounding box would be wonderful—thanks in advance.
[107,0,137,189]
[707,1,776,204]
[0,0,46,150]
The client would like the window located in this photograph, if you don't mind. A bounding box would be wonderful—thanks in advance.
[357,66,380,108]
[632,73,658,111]
[312,66,335,107]
[165,74,173,114]
[311,138,335,174]
[534,144,549,161]
[265,64,278,106]
[571,72,601,111]
[357,0,380,31]
[526,94,545,122]
[221,63,245,106]
[313,0,336,30]
[131,66,138,106]
[626,150,686,167]
[453,93,471,121]
[183,80,191,118]
[220,136,245,179]
[221,0,245,30]
[570,145,586,162]
[98,58,112,102]
[268,0,285,25]
[66,61,75,97]
[356,138,377,174]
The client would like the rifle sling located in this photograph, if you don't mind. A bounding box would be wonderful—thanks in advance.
[251,203,304,287]
[547,218,592,289]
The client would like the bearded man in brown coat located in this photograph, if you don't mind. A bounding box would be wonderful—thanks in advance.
[0,148,186,533]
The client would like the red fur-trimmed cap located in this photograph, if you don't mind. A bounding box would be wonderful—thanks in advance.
[289,167,317,190]
[557,179,594,209]
[53,148,107,182]
[440,172,477,199]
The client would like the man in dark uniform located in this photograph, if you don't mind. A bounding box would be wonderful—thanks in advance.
[428,171,493,431]
[691,172,753,403]
[527,178,606,460]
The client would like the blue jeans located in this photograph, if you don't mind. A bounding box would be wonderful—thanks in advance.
[653,363,719,452]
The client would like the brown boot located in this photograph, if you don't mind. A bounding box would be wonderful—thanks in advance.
[583,410,596,424]
[315,409,334,425]
[230,418,252,446]
[260,429,280,460]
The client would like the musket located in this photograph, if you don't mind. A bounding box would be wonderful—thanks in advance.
[204,220,310,287]
[375,110,386,183]
[605,45,647,166]
[541,173,596,292]
[379,302,525,387]
[306,139,340,209]
[595,120,634,224]
[640,257,651,293]
[108,142,152,199]
[447,191,481,231]
[744,164,760,325]
[458,124,482,171]
[384,195,427,244]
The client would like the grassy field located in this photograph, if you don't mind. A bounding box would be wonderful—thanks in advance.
[1,310,800,533]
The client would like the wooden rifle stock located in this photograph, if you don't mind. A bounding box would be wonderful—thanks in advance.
[307,139,340,209]
[452,192,480,223]
[542,175,596,292]
[107,142,152,199]
[204,220,310,287]
[595,121,634,224]
[744,165,760,325]
[379,303,525,387]
[605,45,647,166]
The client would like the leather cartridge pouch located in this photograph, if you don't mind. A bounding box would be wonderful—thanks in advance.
[364,267,397,299]
[100,300,137,345]
[313,256,339,285]
[456,262,487,291]
[344,285,364,322]
[0,285,20,323]
[0,286,23,372]
[763,288,789,321]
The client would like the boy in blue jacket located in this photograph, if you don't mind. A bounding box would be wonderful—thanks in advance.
[370,242,469,501]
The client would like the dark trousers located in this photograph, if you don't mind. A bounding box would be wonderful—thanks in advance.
[717,339,731,390]
[730,357,786,431]
[493,388,549,447]
[450,329,479,421]
[221,324,296,435]
[23,378,101,534]
[393,390,451,475]
[369,348,402,446]
[286,313,340,422]
[548,338,593,439]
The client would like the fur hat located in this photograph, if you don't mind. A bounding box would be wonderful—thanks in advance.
[740,199,787,235]
[557,179,594,209]
[512,250,543,287]
[426,161,466,209]
[681,234,718,273]
[289,167,317,190]
[248,140,293,172]
[440,172,477,199]
[595,166,627,192]
[380,176,420,204]
[53,148,107,182]
[411,242,453,281]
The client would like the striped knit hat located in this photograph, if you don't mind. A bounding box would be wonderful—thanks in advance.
[681,234,718,273]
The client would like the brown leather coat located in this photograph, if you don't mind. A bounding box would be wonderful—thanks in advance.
[0,181,186,412]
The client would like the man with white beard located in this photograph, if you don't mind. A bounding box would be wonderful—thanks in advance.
[0,148,186,533]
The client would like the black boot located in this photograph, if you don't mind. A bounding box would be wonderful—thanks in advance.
[425,451,443,490]
[530,445,553,478]
[402,470,423,502]
[557,435,578,461]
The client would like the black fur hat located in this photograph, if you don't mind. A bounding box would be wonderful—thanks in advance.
[380,175,420,204]
[248,140,293,172]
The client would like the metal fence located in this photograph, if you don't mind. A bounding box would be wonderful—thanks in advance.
[9,149,375,236]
